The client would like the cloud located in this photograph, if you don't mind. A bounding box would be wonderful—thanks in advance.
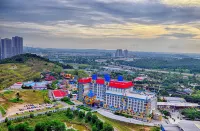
[0,0,200,53]
[1,20,200,40]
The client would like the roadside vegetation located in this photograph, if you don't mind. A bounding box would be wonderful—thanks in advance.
[181,108,200,120]
[77,105,92,111]
[61,97,75,105]
[0,108,114,131]
[94,112,158,131]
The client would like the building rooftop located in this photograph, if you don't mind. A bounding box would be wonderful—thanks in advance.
[109,80,133,89]
[78,77,92,84]
[178,120,200,131]
[53,90,67,98]
[161,124,180,131]
[157,102,199,107]
[78,77,134,89]
[106,90,155,100]
[163,97,186,103]
[162,121,200,131]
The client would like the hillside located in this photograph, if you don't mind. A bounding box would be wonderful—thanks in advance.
[0,54,72,90]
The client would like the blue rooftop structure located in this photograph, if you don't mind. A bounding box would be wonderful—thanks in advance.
[87,90,95,98]
[117,75,123,81]
[104,74,111,82]
[92,74,97,80]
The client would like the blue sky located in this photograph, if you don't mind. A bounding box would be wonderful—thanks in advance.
[0,0,200,53]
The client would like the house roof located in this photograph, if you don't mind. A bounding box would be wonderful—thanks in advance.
[53,90,67,98]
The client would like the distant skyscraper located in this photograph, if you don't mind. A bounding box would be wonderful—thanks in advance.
[0,36,23,60]
[0,38,12,59]
[124,49,128,57]
[12,36,23,56]
[115,49,124,57]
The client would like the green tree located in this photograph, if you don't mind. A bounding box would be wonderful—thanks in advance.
[85,112,92,122]
[101,123,114,131]
[34,122,47,131]
[95,119,103,130]
[91,115,98,124]
[14,122,34,131]
[30,113,34,118]
[8,125,15,131]
[92,125,98,131]
[46,120,66,131]
[78,111,85,119]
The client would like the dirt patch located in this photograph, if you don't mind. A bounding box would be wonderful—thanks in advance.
[0,98,5,102]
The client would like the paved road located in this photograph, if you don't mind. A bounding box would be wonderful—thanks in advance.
[48,90,54,101]
[97,109,159,126]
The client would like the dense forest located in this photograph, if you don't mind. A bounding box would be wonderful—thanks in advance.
[116,58,200,73]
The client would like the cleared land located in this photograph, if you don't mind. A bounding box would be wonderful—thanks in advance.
[0,90,49,116]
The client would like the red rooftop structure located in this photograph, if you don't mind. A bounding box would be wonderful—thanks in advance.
[78,77,92,84]
[78,77,133,89]
[52,90,67,100]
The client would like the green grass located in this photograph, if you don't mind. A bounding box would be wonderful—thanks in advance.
[9,98,23,103]
[94,112,153,131]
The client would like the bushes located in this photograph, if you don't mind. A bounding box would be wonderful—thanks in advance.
[9,98,23,103]
[30,113,34,118]
[114,112,132,118]
[77,105,92,111]
[35,120,66,131]
[61,97,75,105]
[44,96,51,104]
[0,106,6,115]
[160,110,170,116]
[4,107,114,131]
[182,108,200,120]
[78,111,85,119]
[8,122,34,131]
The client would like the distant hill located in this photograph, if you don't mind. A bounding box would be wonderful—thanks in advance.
[0,53,73,90]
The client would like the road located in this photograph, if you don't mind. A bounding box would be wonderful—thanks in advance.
[48,90,54,101]
[96,109,159,126]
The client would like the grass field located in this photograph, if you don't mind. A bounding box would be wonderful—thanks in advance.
[0,90,48,114]
[0,58,62,90]
[94,112,154,131]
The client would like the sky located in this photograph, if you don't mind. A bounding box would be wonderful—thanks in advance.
[0,0,200,53]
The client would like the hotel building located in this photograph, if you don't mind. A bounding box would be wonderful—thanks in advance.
[78,75,157,115]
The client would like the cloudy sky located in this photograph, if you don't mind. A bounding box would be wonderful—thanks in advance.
[1,0,200,53]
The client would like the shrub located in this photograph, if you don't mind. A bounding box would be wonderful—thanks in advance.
[7,120,12,126]
[30,113,34,118]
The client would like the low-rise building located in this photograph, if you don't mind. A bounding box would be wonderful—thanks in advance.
[52,90,68,100]
[161,120,200,131]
